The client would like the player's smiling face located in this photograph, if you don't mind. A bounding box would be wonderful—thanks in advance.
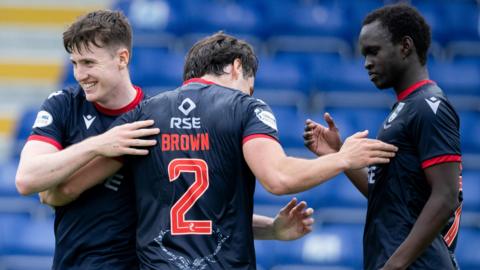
[359,20,404,90]
[70,43,125,103]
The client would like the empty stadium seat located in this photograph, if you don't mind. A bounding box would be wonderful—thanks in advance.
[181,0,264,37]
[11,107,38,159]
[129,48,184,91]
[270,223,363,269]
[1,216,54,256]
[456,227,480,270]
[430,62,480,96]
[458,110,480,153]
[461,170,480,212]
[270,105,306,148]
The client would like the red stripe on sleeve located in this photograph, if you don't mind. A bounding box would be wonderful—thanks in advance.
[27,135,63,150]
[242,134,278,145]
[421,155,461,169]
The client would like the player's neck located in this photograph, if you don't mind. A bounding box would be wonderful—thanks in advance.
[393,64,429,95]
[95,82,137,110]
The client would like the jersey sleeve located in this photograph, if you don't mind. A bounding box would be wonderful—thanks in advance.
[28,90,71,150]
[241,97,279,144]
[409,97,461,169]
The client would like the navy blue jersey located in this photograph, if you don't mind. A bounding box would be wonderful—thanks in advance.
[364,80,462,270]
[28,85,145,269]
[115,78,279,270]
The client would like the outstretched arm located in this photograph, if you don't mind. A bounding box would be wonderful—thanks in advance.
[253,198,314,240]
[304,113,369,197]
[244,129,396,195]
[16,120,159,195]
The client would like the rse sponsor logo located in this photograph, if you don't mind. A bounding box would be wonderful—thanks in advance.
[170,117,201,129]
[33,110,53,128]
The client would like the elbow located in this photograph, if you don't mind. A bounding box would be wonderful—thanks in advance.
[15,173,35,196]
[262,174,294,195]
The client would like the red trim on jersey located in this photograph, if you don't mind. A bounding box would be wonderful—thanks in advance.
[94,86,144,116]
[182,78,215,86]
[242,134,278,145]
[444,205,462,247]
[421,155,462,169]
[397,80,435,101]
[27,135,63,150]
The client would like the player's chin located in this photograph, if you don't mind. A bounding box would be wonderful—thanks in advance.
[372,79,390,90]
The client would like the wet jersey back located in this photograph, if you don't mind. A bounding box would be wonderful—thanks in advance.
[364,81,462,269]
[28,86,145,269]
[116,79,279,270]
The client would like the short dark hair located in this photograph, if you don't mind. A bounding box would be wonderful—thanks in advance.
[183,32,258,81]
[363,4,431,65]
[63,10,132,57]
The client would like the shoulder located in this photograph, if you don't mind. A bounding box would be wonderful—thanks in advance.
[407,84,459,130]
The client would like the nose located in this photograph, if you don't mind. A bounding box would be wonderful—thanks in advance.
[74,65,88,82]
[364,57,373,70]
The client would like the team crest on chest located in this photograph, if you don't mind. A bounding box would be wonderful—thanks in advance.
[384,102,405,129]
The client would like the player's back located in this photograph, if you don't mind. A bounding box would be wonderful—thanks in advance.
[122,79,278,269]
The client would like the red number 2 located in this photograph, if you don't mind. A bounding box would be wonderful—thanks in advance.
[168,158,212,235]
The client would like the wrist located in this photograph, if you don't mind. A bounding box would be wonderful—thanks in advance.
[333,151,351,171]
[83,136,102,156]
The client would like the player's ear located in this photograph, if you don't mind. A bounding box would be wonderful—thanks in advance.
[401,36,414,60]
[231,58,243,80]
[118,48,130,69]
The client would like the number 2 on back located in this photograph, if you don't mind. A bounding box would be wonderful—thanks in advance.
[168,158,212,235]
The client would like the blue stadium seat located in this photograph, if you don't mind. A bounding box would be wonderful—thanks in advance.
[429,62,480,95]
[441,1,480,43]
[458,111,480,153]
[129,48,184,91]
[255,55,311,95]
[180,0,263,36]
[270,105,306,148]
[0,159,19,196]
[313,58,377,92]
[456,227,480,270]
[1,217,54,256]
[264,1,350,40]
[115,0,186,35]
[11,107,38,159]
[270,223,363,269]
[461,170,480,212]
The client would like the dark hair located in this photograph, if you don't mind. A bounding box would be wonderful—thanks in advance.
[63,10,132,57]
[183,32,258,81]
[363,4,431,65]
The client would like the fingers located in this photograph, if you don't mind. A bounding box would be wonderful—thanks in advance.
[130,128,161,138]
[126,139,158,147]
[349,130,369,139]
[324,112,337,130]
[123,120,155,130]
[289,200,307,217]
[121,147,150,156]
[279,197,298,215]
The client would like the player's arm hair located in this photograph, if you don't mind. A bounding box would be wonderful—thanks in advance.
[382,162,460,269]
[39,157,123,206]
[252,214,275,240]
[345,168,369,197]
[243,138,349,195]
[16,139,103,195]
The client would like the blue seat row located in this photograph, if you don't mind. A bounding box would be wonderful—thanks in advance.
[113,0,480,45]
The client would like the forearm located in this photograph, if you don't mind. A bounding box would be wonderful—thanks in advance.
[384,195,457,269]
[39,156,123,206]
[16,137,101,195]
[345,168,368,197]
[252,214,275,240]
[271,152,348,194]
